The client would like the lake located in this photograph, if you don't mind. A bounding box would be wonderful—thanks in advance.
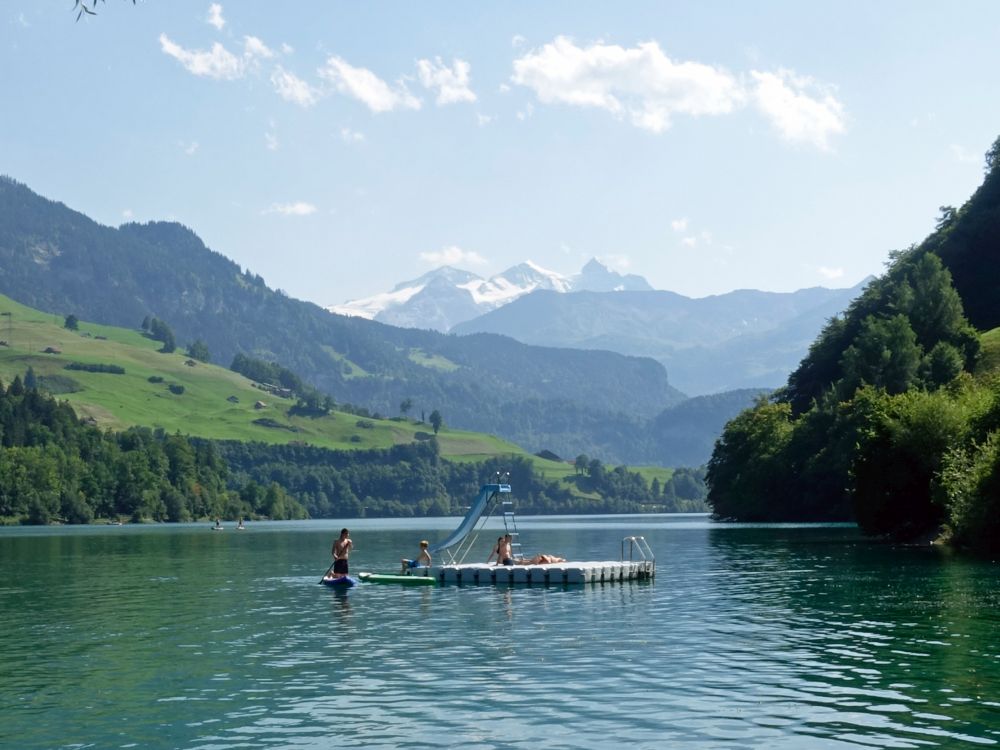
[1,515,998,749]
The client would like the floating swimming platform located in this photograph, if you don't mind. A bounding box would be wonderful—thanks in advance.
[357,572,436,586]
[387,477,656,588]
[418,558,655,586]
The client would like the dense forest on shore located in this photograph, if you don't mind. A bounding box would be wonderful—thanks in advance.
[0,377,704,525]
[707,137,1000,552]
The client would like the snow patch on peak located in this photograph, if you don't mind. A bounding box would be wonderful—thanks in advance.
[328,283,425,319]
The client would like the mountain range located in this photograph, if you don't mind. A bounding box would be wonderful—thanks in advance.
[328,258,652,331]
[332,258,867,395]
[1,175,723,465]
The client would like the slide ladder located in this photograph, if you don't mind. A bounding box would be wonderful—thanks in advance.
[429,481,511,564]
[502,495,522,561]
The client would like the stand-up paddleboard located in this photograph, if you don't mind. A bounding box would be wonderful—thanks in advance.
[358,572,435,586]
[320,575,357,588]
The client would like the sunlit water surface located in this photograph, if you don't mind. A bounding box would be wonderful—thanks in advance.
[1,516,998,749]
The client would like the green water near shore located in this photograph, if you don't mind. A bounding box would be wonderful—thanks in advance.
[1,516,998,748]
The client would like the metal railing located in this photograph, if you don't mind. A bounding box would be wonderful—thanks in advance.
[621,535,655,563]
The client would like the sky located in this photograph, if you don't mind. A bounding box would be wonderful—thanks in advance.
[2,2,999,308]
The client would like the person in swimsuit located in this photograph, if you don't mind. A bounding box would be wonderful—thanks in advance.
[332,528,352,577]
[400,540,432,574]
[499,534,514,566]
[519,554,566,565]
[486,536,504,565]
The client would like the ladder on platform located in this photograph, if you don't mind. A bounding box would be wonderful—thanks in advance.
[502,493,522,561]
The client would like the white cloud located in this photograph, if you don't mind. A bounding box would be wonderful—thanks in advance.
[476,113,493,127]
[206,3,225,31]
[512,36,744,133]
[516,102,534,121]
[416,57,477,105]
[281,42,295,55]
[122,209,134,220]
[271,66,319,107]
[511,34,527,48]
[340,127,365,143]
[263,201,317,216]
[512,36,846,149]
[750,69,846,150]
[819,266,845,280]
[159,33,274,80]
[419,245,487,266]
[181,140,199,155]
[681,236,698,248]
[671,217,688,232]
[318,55,421,113]
[265,131,278,151]
[159,34,244,80]
[243,35,274,61]
[950,144,979,164]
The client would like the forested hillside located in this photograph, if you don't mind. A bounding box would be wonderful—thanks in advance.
[0,176,692,464]
[0,378,704,524]
[707,137,1000,551]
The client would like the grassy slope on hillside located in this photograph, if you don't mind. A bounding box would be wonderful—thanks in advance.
[0,295,514,455]
[976,327,1000,374]
[0,295,660,491]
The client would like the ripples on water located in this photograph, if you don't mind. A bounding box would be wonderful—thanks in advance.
[1,519,998,749]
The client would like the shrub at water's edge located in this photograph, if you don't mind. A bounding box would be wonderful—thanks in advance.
[707,136,1000,551]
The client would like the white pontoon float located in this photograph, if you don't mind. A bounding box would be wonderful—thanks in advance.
[413,479,655,586]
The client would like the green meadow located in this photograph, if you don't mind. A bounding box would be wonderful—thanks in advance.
[0,295,518,456]
[3,295,670,490]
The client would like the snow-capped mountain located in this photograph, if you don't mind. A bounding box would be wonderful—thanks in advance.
[328,258,651,331]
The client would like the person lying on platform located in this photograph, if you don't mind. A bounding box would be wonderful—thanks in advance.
[518,554,566,565]
[400,540,432,574]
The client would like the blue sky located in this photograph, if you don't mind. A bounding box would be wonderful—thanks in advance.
[3,2,999,307]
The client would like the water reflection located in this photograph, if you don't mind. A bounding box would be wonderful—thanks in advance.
[328,587,352,622]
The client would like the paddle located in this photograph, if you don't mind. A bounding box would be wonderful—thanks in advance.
[319,560,337,584]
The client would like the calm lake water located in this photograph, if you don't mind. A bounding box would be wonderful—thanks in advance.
[1,515,998,749]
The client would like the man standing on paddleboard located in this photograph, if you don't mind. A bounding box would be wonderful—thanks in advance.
[332,528,352,577]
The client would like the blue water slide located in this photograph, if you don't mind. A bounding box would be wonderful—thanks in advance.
[427,483,510,554]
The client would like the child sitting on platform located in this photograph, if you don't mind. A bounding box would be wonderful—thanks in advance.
[401,540,432,574]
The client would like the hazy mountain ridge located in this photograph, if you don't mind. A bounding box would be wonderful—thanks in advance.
[451,282,868,394]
